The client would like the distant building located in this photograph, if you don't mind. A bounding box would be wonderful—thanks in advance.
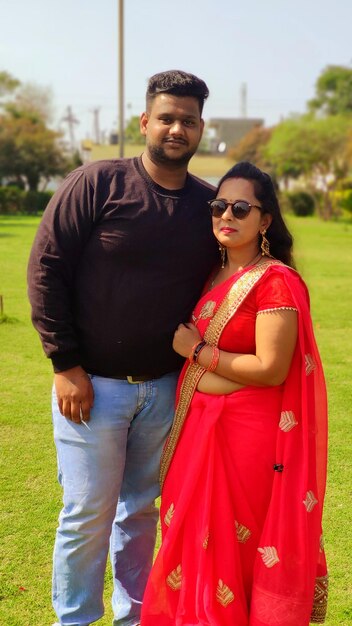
[208,117,264,154]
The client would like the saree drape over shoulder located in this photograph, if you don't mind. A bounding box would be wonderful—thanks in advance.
[141,262,328,626]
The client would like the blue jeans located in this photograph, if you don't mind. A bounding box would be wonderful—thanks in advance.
[52,372,178,626]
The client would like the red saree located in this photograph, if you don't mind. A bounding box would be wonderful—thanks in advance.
[141,261,328,626]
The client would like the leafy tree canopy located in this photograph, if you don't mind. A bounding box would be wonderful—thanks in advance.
[124,115,143,144]
[308,65,352,116]
[265,114,351,217]
[0,69,70,191]
[6,82,55,124]
[0,114,68,191]
[0,70,20,98]
[265,114,349,179]
[228,126,272,170]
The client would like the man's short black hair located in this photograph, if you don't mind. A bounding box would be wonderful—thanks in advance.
[146,70,209,114]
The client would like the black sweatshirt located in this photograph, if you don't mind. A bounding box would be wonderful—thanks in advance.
[27,156,218,377]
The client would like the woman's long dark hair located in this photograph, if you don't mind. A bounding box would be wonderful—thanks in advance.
[217,161,295,268]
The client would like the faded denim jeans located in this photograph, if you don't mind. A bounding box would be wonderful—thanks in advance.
[51,372,178,626]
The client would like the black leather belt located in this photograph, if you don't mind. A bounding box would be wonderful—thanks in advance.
[126,375,154,384]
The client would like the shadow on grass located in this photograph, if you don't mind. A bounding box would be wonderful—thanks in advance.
[0,314,20,324]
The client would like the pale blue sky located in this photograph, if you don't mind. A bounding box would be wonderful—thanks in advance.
[1,0,351,142]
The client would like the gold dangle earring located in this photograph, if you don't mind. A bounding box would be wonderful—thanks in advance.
[219,244,227,268]
[260,229,271,257]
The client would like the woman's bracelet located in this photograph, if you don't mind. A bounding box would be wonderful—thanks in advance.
[189,342,200,362]
[189,340,207,363]
[206,346,220,372]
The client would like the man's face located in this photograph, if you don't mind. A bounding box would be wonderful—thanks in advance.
[140,93,204,167]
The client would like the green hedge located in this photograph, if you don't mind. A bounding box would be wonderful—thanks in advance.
[287,191,315,216]
[336,189,352,214]
[0,186,24,214]
[0,186,53,214]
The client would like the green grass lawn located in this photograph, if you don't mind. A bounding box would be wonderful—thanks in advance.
[0,214,351,625]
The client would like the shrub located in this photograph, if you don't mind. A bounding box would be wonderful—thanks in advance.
[0,186,24,215]
[36,190,54,211]
[278,191,291,214]
[337,178,352,191]
[288,191,315,216]
[23,190,53,214]
[336,189,352,214]
[0,187,53,214]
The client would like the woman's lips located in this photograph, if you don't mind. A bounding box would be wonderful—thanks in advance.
[220,227,237,233]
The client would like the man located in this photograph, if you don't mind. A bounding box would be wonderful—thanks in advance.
[27,70,218,626]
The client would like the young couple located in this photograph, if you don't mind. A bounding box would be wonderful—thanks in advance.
[28,69,328,626]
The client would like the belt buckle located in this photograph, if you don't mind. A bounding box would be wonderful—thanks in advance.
[127,375,143,384]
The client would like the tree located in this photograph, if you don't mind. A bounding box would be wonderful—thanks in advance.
[124,115,143,144]
[345,126,352,165]
[227,126,273,170]
[308,65,352,116]
[0,70,20,97]
[7,82,55,124]
[0,70,70,191]
[265,114,350,217]
[264,116,312,182]
[0,112,68,191]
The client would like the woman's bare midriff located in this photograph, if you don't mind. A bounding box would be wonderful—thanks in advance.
[196,371,244,395]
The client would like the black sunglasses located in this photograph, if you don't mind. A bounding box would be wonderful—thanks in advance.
[207,199,262,219]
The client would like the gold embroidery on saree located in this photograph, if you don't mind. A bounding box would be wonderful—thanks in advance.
[310,574,328,623]
[257,546,280,568]
[216,579,235,607]
[205,262,279,345]
[166,564,182,591]
[305,353,316,375]
[235,520,251,543]
[164,503,174,527]
[319,533,325,553]
[256,306,297,315]
[279,410,298,432]
[160,362,205,486]
[160,261,282,487]
[303,490,318,512]
[192,300,216,324]
[202,532,209,549]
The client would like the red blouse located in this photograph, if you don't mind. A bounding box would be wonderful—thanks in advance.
[193,269,297,354]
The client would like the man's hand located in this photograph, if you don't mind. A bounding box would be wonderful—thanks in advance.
[54,366,94,423]
[173,323,202,358]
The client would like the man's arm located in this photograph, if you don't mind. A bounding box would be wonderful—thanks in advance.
[28,168,97,420]
[28,168,94,367]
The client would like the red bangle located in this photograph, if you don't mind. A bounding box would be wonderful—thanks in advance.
[206,346,220,372]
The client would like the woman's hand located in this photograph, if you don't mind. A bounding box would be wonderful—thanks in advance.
[173,323,202,358]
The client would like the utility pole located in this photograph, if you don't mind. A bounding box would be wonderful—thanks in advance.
[240,83,247,118]
[61,106,79,152]
[91,107,101,144]
[118,0,124,157]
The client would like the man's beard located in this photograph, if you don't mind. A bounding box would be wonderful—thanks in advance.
[147,142,196,167]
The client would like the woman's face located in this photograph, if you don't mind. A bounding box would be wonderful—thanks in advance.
[212,177,272,253]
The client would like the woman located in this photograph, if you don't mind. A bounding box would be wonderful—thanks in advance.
[141,162,328,626]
